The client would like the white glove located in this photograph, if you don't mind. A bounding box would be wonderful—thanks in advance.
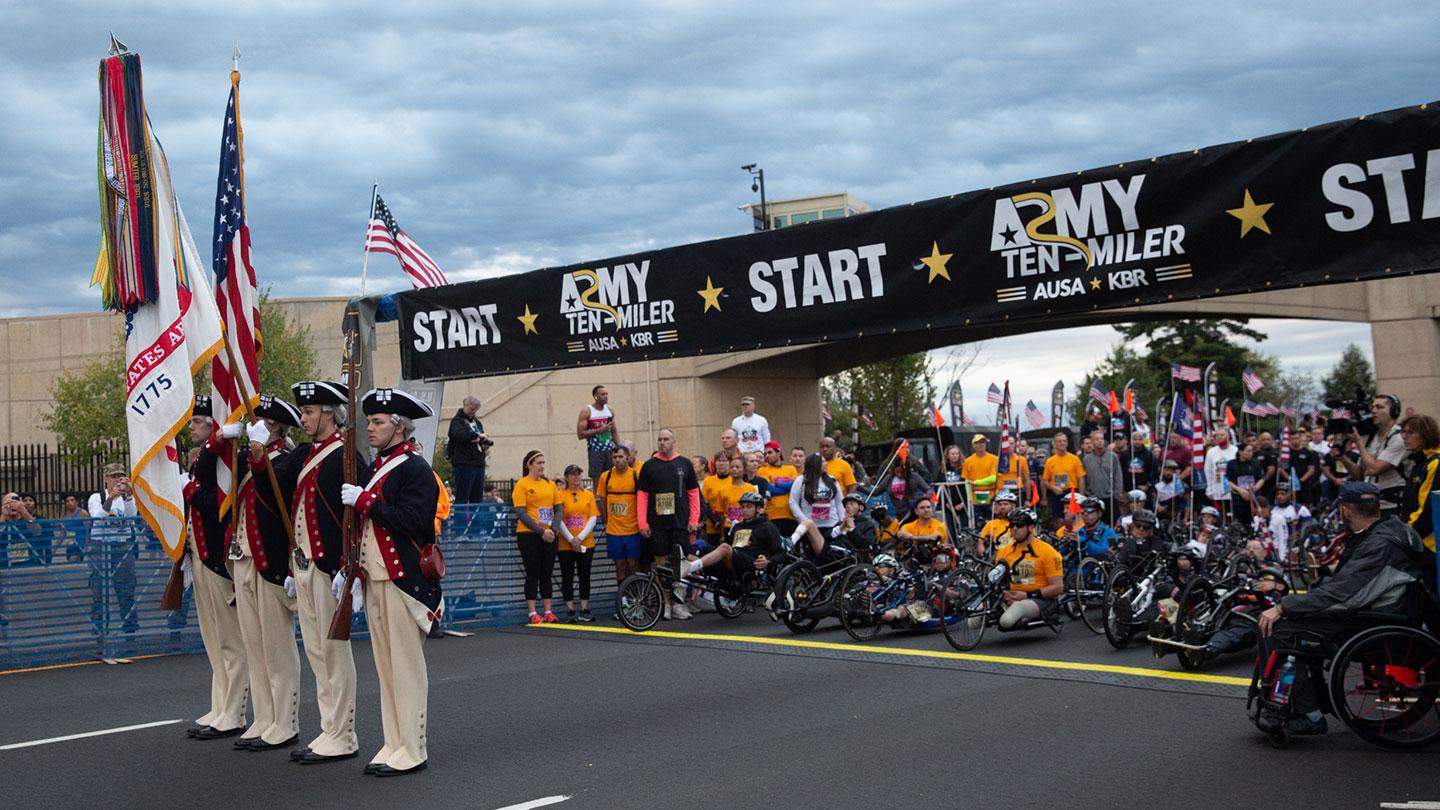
[340,483,363,507]
[219,422,243,440]
[331,571,347,602]
[351,578,364,615]
[283,575,297,599]
[246,421,271,446]
[176,469,192,492]
[181,554,194,590]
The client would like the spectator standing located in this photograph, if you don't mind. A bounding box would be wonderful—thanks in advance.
[87,463,139,635]
[1041,432,1086,526]
[1204,428,1238,516]
[556,465,599,622]
[1,492,41,631]
[718,429,743,466]
[597,447,643,594]
[878,457,932,523]
[636,428,701,620]
[757,442,799,537]
[1398,414,1440,587]
[731,396,771,457]
[513,451,562,624]
[1289,431,1321,506]
[577,385,619,480]
[961,435,999,522]
[1342,395,1407,515]
[940,444,968,531]
[1164,432,1194,491]
[818,437,858,494]
[1082,430,1123,511]
[1226,442,1265,527]
[1118,431,1155,506]
[446,395,489,503]
[1307,426,1330,456]
[1254,432,1281,502]
[481,484,503,504]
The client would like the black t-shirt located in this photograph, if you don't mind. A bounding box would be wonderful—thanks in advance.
[1121,447,1155,491]
[1109,410,1132,437]
[637,454,698,529]
[1290,448,1319,491]
[1327,449,1358,481]
[1254,448,1280,496]
[1226,457,1264,495]
[726,516,782,558]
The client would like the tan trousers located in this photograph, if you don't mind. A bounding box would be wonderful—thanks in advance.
[294,562,358,755]
[232,556,300,743]
[364,580,429,770]
[189,547,248,731]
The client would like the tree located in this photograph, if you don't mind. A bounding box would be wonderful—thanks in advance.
[1321,344,1376,402]
[824,352,934,447]
[45,292,319,459]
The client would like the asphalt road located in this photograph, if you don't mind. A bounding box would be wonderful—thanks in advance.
[2,607,1437,809]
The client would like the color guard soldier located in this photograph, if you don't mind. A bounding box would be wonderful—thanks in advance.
[273,381,365,764]
[183,394,247,741]
[340,388,441,776]
[220,395,303,752]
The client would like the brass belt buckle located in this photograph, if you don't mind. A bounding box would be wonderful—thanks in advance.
[292,548,310,572]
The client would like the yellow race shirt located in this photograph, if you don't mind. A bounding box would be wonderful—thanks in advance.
[826,457,857,492]
[995,539,1064,594]
[757,464,799,522]
[962,452,999,504]
[558,488,600,550]
[980,517,1012,549]
[898,517,948,543]
[512,476,559,535]
[997,455,1029,495]
[716,477,758,529]
[597,466,639,535]
[1043,452,1086,493]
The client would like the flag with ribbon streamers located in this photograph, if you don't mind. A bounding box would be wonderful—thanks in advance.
[96,49,225,561]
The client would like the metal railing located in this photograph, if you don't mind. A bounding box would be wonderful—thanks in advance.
[0,503,618,671]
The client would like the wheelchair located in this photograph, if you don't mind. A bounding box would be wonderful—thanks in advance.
[615,543,789,632]
[1246,583,1440,750]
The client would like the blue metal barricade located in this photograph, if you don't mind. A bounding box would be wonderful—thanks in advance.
[0,505,620,670]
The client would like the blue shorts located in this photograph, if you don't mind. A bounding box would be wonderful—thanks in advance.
[605,533,643,561]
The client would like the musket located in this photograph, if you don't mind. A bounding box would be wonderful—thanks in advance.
[327,327,362,640]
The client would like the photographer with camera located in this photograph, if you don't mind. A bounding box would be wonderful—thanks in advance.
[447,395,491,504]
[1337,394,1406,516]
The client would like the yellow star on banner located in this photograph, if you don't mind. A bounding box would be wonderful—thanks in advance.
[517,304,540,335]
[917,242,953,283]
[1089,276,1102,291]
[696,276,724,312]
[1226,189,1274,237]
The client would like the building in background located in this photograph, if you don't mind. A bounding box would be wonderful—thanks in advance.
[739,192,870,232]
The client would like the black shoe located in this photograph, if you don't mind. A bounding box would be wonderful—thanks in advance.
[300,750,359,765]
[565,610,577,623]
[363,763,382,775]
[195,726,244,741]
[578,609,594,623]
[289,747,312,762]
[427,623,444,639]
[246,735,299,751]
[234,737,261,750]
[1285,715,1329,736]
[375,761,428,777]
[186,726,206,738]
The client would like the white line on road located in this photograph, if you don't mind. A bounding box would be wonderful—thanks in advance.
[492,796,571,810]
[0,719,184,751]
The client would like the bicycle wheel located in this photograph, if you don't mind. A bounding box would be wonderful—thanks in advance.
[837,564,884,642]
[1173,577,1216,671]
[1076,557,1108,635]
[712,583,751,620]
[1328,626,1440,750]
[1103,566,1135,650]
[616,574,664,632]
[775,560,823,634]
[940,569,988,651]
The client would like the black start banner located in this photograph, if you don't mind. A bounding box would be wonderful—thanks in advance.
[399,102,1440,380]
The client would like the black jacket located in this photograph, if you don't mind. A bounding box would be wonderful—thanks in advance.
[270,433,368,576]
[1281,516,1424,617]
[187,440,231,579]
[358,443,442,613]
[236,444,297,586]
[831,515,880,554]
[447,409,486,466]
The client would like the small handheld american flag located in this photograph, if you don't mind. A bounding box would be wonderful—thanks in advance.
[1242,366,1265,394]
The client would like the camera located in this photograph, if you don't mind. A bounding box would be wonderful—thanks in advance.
[1324,386,1379,437]
[480,438,495,448]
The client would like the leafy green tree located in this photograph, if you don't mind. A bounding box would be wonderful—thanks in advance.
[46,293,318,460]
[1321,344,1376,402]
[824,353,934,447]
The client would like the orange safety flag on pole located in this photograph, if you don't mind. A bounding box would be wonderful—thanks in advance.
[1067,488,1082,513]
[897,439,909,464]
[930,405,945,428]
[1124,387,1134,413]
[1029,481,1040,507]
[1225,405,1237,428]
[1107,391,1120,414]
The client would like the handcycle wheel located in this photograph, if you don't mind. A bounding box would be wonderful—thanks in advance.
[1327,625,1440,750]
[940,569,987,652]
[1103,566,1135,650]
[1076,557,1107,635]
[774,560,823,634]
[616,574,664,632]
[1174,576,1216,671]
[712,583,751,620]
[837,564,884,642]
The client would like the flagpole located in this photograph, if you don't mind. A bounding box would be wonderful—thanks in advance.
[359,181,378,296]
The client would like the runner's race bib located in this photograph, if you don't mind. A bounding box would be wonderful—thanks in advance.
[727,506,743,522]
[732,529,752,548]
[565,515,585,531]
[1055,474,1070,489]
[609,500,629,516]
[656,492,676,515]
[537,507,554,524]
[810,504,831,522]
[1238,476,1255,491]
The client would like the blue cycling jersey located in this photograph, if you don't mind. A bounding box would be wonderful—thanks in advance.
[1076,522,1118,557]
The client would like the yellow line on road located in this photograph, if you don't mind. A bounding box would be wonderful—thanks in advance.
[0,653,170,677]
[534,624,1250,686]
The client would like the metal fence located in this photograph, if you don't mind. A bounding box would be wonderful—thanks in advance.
[0,503,618,671]
[0,442,128,515]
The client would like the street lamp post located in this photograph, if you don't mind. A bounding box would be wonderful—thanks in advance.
[742,163,767,231]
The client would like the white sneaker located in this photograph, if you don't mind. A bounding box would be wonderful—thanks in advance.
[662,601,671,621]
[692,593,715,613]
[669,601,693,620]
[676,558,693,579]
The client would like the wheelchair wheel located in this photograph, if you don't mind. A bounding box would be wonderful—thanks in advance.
[774,560,823,634]
[1076,557,1107,635]
[1103,566,1135,650]
[1327,625,1440,750]
[616,574,663,632]
[1174,577,1216,671]
[713,586,751,620]
[940,569,987,652]
[838,565,884,642]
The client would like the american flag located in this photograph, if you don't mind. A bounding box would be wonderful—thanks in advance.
[820,402,832,423]
[1243,400,1279,417]
[986,383,1003,404]
[961,411,975,427]
[366,194,450,289]
[211,79,261,423]
[1241,366,1265,394]
[858,405,877,430]
[1089,379,1111,405]
[1280,403,1297,420]
[1024,400,1046,429]
[1331,407,1352,420]
[998,383,1011,474]
[1170,362,1201,382]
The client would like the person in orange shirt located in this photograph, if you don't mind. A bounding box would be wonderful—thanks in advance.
[556,464,600,622]
[1042,431,1087,528]
[897,498,949,553]
[819,436,858,494]
[701,454,732,546]
[993,508,1064,630]
[716,461,759,532]
[756,441,800,536]
[962,435,999,521]
[513,451,562,624]
[597,447,642,589]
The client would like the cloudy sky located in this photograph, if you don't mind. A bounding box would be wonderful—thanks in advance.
[1,1,1428,396]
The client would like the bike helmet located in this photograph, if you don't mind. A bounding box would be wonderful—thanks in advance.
[872,553,900,570]
[1080,497,1105,512]
[739,491,765,507]
[931,543,959,572]
[993,490,1019,504]
[1131,508,1157,526]
[1127,489,1146,502]
[1201,506,1221,519]
[1008,508,1038,527]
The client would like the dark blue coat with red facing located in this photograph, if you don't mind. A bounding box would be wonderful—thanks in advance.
[352,441,443,615]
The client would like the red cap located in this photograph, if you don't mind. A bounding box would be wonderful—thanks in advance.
[763,441,782,451]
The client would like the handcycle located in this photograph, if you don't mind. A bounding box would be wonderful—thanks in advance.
[1248,583,1440,750]
[939,555,1064,651]
[834,545,962,642]
[769,538,863,634]
[1147,562,1284,671]
[615,543,787,632]
[1102,550,1171,649]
